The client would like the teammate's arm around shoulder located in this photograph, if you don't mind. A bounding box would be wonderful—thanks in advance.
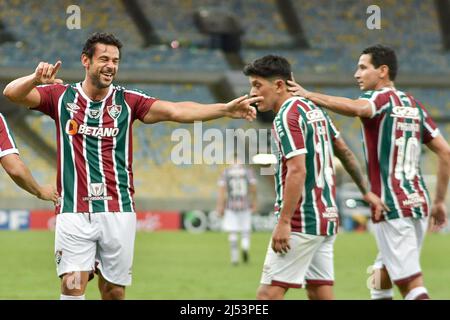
[426,135,450,231]
[3,61,63,108]
[286,80,372,118]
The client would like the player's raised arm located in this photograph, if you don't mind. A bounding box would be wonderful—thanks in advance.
[3,60,63,108]
[142,95,262,124]
[286,80,373,118]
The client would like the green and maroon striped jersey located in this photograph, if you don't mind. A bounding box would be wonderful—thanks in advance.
[35,83,157,214]
[359,88,440,222]
[272,97,340,236]
[0,112,19,158]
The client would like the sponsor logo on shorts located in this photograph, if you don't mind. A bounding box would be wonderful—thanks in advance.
[55,250,62,265]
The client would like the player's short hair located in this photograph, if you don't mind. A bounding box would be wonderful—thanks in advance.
[243,55,292,82]
[82,32,123,59]
[362,44,397,81]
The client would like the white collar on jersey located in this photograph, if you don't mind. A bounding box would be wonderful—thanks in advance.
[76,82,114,103]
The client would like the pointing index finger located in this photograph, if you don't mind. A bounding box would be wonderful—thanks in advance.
[51,60,62,77]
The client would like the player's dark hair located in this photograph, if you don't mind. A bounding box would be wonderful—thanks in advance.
[362,44,397,81]
[243,55,292,81]
[82,32,123,59]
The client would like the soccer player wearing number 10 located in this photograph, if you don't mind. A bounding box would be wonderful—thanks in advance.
[243,55,385,300]
[288,45,450,300]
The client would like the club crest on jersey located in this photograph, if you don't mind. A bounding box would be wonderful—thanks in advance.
[87,108,102,119]
[65,103,80,114]
[107,104,122,120]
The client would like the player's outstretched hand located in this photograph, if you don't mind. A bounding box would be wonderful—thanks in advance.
[271,220,291,254]
[37,184,59,204]
[33,61,63,85]
[225,95,262,121]
[363,192,390,221]
[287,80,310,98]
[430,202,448,232]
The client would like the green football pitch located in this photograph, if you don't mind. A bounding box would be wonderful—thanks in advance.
[0,230,449,300]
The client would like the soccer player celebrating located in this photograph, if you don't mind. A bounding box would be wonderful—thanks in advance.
[3,32,261,300]
[216,158,257,265]
[243,55,385,300]
[0,112,57,202]
[288,44,450,300]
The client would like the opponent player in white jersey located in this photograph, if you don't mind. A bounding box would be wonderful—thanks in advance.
[3,32,261,300]
[0,112,57,202]
[216,160,257,265]
[289,44,450,300]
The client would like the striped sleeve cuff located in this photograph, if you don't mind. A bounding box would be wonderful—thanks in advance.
[285,148,307,159]
[0,148,19,159]
[359,98,376,118]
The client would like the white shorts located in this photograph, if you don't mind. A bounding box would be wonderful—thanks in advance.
[372,216,428,285]
[222,209,252,232]
[55,212,136,286]
[260,233,336,288]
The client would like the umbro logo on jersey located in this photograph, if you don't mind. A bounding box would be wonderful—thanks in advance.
[65,103,80,114]
[107,104,122,120]
[65,120,119,137]
[392,106,420,119]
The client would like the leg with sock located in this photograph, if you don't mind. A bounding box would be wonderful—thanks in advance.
[241,231,250,263]
[228,232,239,265]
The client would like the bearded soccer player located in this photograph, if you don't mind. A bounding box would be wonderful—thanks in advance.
[288,44,450,300]
[0,112,57,202]
[3,32,261,300]
[243,55,385,300]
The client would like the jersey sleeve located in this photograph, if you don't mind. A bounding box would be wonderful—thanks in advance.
[322,108,340,140]
[415,99,440,143]
[124,89,158,122]
[275,104,307,159]
[359,90,391,118]
[0,113,19,158]
[35,84,67,119]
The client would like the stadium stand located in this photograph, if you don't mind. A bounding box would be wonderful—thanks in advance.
[0,0,449,211]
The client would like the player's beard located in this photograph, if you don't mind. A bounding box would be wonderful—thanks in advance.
[90,69,114,89]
